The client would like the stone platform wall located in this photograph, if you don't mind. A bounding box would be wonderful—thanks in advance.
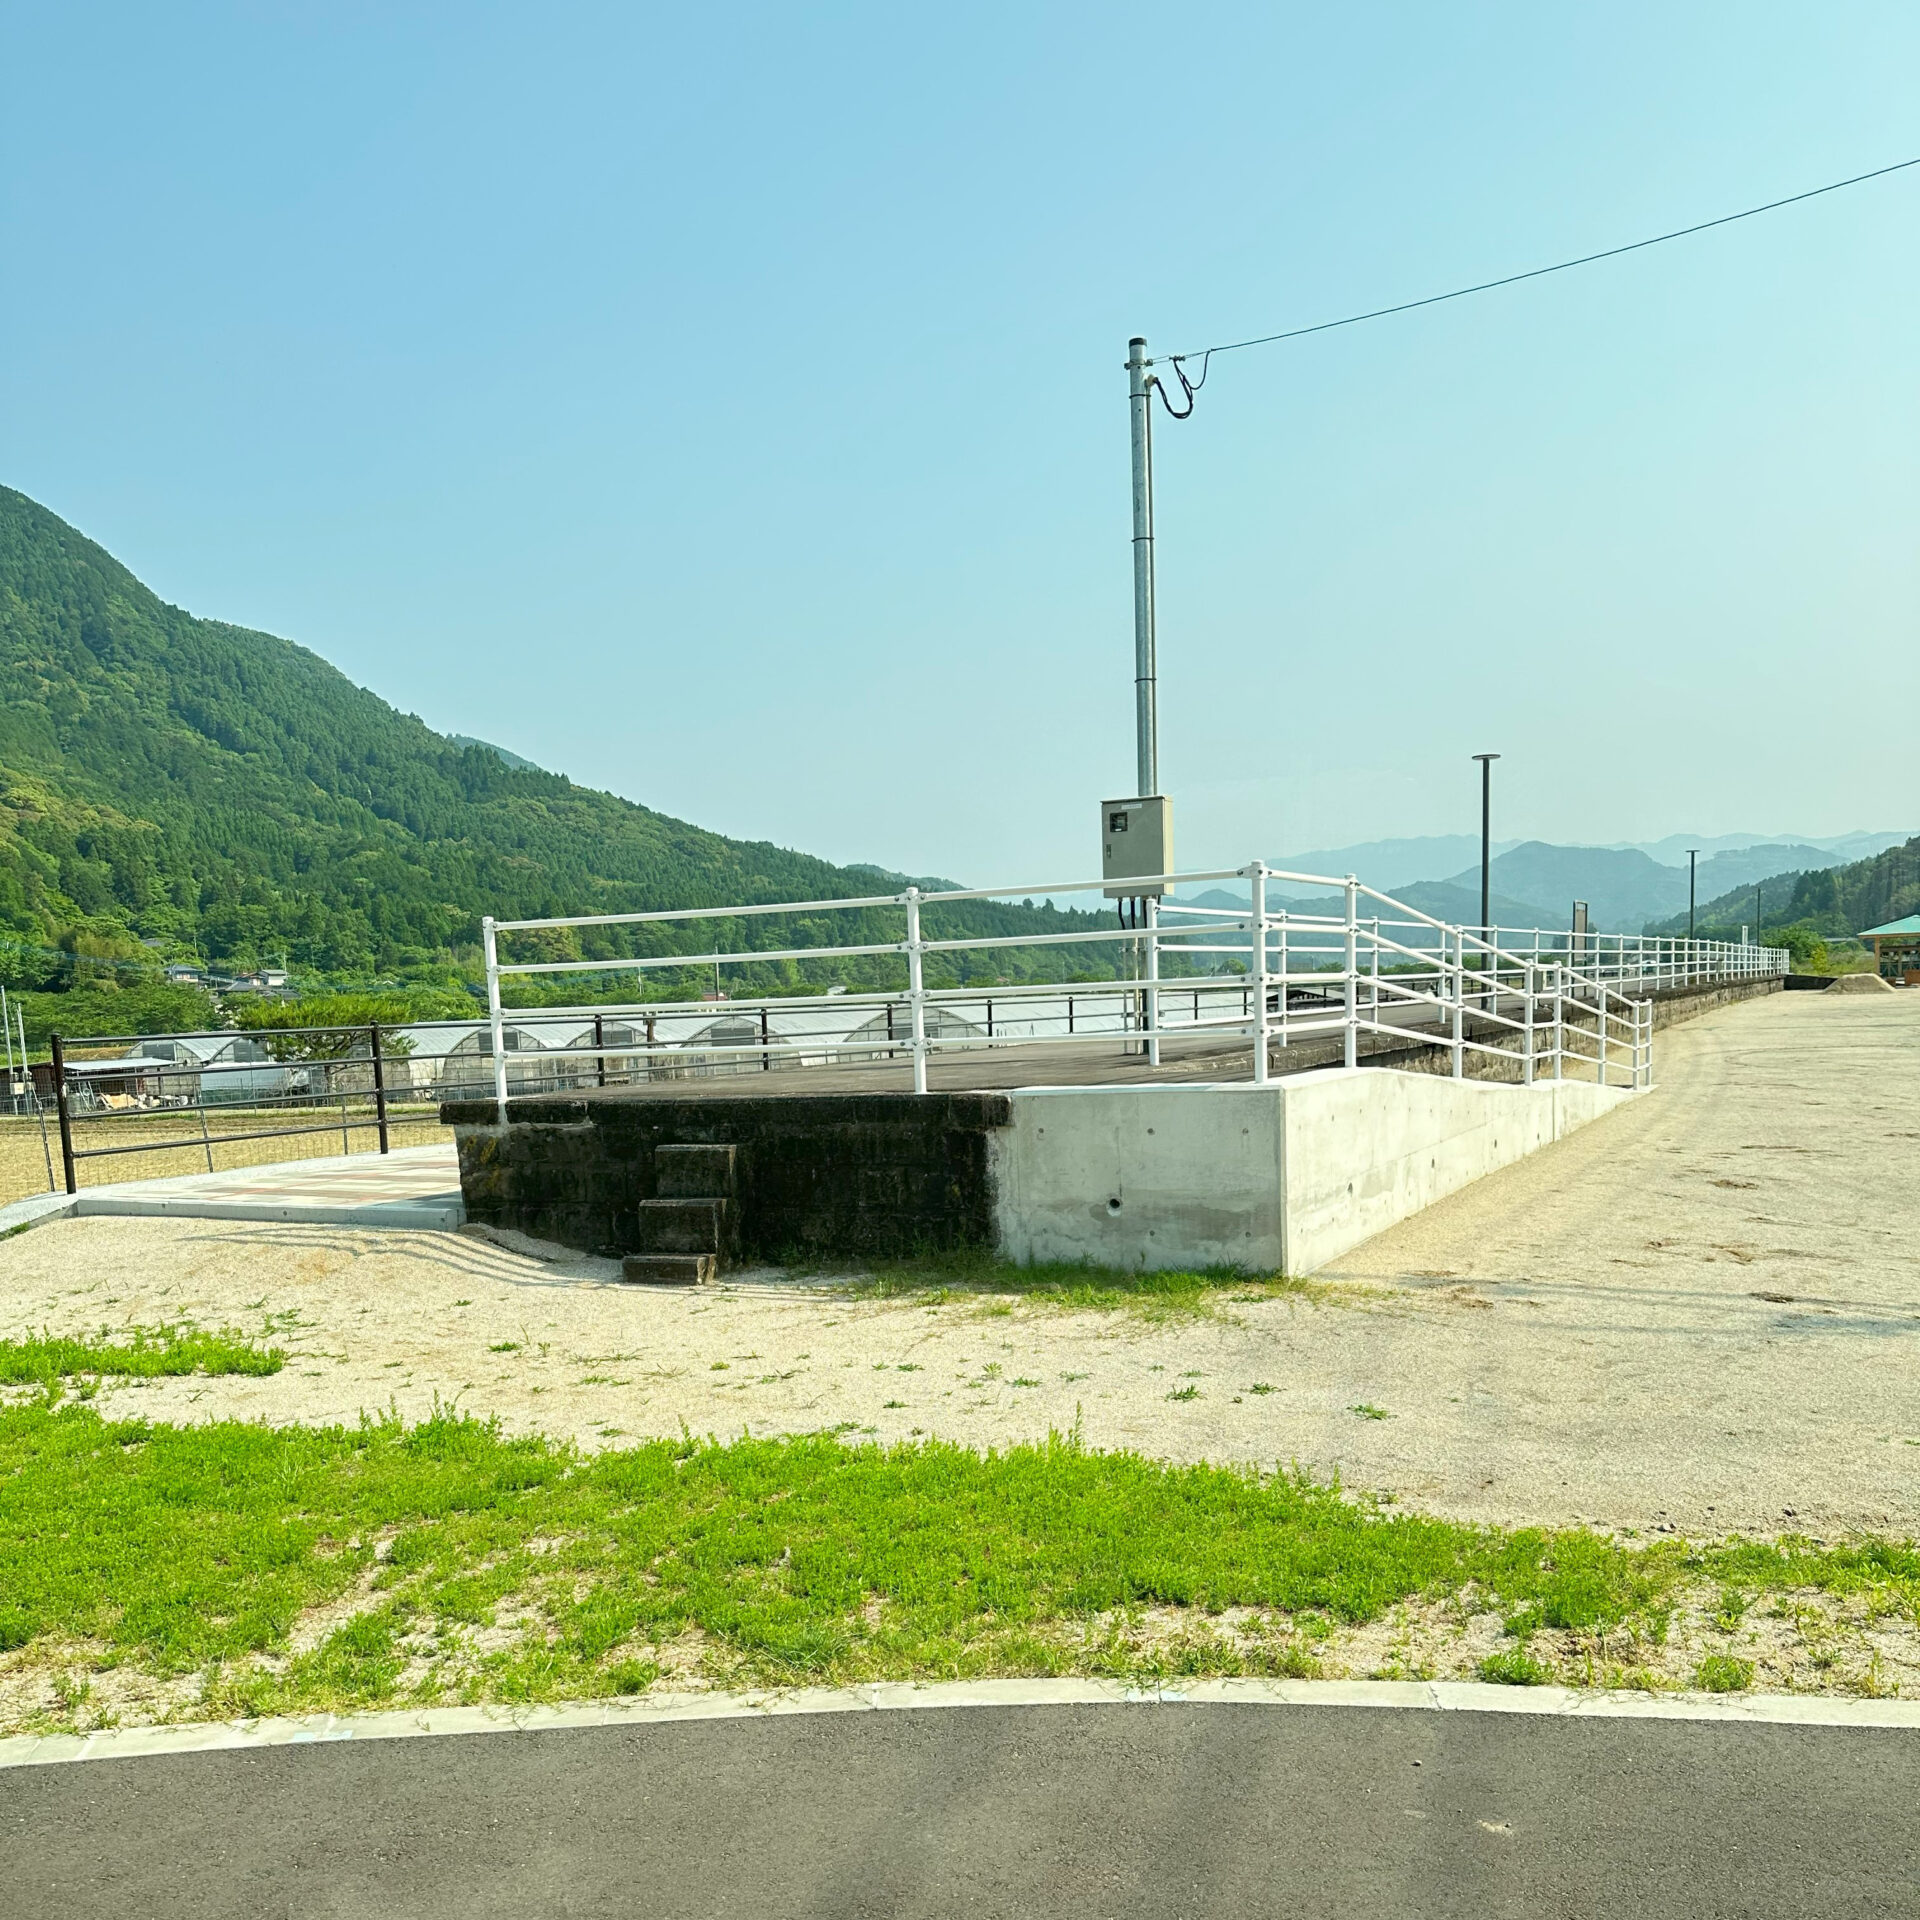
[443,1091,1011,1260]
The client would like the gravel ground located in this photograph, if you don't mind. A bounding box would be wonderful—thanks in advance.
[1,989,1915,1539]
[0,1108,451,1205]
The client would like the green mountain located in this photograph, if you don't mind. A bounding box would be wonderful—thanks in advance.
[1644,835,1920,943]
[1433,840,1859,935]
[445,734,543,773]
[0,486,1110,1007]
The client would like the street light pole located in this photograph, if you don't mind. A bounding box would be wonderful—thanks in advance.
[1687,849,1699,942]
[1127,336,1159,797]
[1472,755,1500,937]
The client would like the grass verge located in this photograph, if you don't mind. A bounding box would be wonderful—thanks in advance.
[0,1326,284,1387]
[3,1404,1917,1727]
[839,1249,1325,1319]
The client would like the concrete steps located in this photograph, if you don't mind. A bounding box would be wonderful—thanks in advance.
[623,1144,738,1286]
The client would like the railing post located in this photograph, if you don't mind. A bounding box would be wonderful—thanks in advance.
[905,887,928,1096]
[1523,962,1535,1086]
[1250,862,1270,1085]
[370,1022,390,1154]
[1597,992,1609,1088]
[760,1004,771,1073]
[1278,912,1289,1054]
[594,1013,607,1088]
[1552,964,1563,1081]
[50,1032,76,1195]
[1370,916,1380,1030]
[1145,895,1160,1068]
[1343,877,1359,1070]
[483,916,509,1121]
[1451,926,1465,1078]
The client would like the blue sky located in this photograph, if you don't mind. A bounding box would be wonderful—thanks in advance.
[3,4,1915,886]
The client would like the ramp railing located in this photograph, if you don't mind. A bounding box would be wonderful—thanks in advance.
[478,865,1790,1111]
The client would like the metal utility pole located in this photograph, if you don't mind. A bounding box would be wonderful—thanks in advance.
[1687,849,1699,941]
[1127,337,1159,796]
[1472,754,1499,936]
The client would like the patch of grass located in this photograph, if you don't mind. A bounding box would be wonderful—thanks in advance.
[1167,1385,1199,1402]
[839,1249,1320,1320]
[1694,1654,1754,1694]
[1478,1648,1554,1686]
[4,1404,1917,1721]
[1349,1404,1390,1421]
[0,1327,284,1387]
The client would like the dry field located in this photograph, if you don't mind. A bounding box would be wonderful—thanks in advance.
[0,1108,452,1205]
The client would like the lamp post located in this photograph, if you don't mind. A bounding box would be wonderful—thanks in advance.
[1471,754,1499,937]
[1687,849,1699,943]
[1472,753,1499,999]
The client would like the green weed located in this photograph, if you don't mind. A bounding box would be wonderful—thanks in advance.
[1694,1654,1754,1693]
[1479,1648,1554,1686]
[840,1249,1319,1320]
[0,1327,283,1387]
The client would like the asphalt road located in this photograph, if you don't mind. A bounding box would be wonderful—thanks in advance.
[5,1702,1914,1919]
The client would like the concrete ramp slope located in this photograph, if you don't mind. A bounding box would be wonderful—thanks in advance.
[0,1145,464,1234]
[991,1071,1637,1276]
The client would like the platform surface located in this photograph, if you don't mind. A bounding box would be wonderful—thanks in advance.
[0,1144,464,1232]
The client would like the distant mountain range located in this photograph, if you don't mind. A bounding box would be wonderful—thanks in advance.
[1227,830,1913,934]
[1645,836,1920,942]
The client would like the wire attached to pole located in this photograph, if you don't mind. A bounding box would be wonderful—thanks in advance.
[1150,153,1920,408]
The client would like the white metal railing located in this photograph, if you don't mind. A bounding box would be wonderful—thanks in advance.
[476,863,1790,1113]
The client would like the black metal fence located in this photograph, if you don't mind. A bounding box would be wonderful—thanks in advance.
[47,1023,415,1195]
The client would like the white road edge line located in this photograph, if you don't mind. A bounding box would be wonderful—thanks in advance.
[4,1677,1917,1770]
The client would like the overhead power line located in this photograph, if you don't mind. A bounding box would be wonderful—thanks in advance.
[1160,154,1920,392]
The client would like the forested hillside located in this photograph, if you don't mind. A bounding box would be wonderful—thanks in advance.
[1645,835,1920,944]
[0,488,1117,1008]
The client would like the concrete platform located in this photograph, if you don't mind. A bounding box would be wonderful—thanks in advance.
[0,1145,464,1234]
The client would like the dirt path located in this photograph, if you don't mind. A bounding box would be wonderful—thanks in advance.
[1,990,1914,1538]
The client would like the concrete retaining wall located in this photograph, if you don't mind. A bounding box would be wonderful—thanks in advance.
[989,1071,1635,1276]
[444,976,1771,1273]
[1637,974,1781,1031]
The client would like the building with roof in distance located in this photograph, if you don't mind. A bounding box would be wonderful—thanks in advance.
[1859,914,1920,985]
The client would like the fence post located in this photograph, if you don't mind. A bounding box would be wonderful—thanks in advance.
[1250,862,1270,1085]
[1278,912,1290,1053]
[1370,916,1380,1030]
[760,1004,771,1073]
[1144,896,1160,1068]
[594,1013,607,1088]
[905,887,928,1096]
[1343,878,1359,1069]
[370,1022,390,1154]
[1451,926,1465,1078]
[1552,964,1563,1080]
[1523,962,1535,1086]
[50,1032,75,1195]
[483,916,509,1122]
[1597,993,1609,1087]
